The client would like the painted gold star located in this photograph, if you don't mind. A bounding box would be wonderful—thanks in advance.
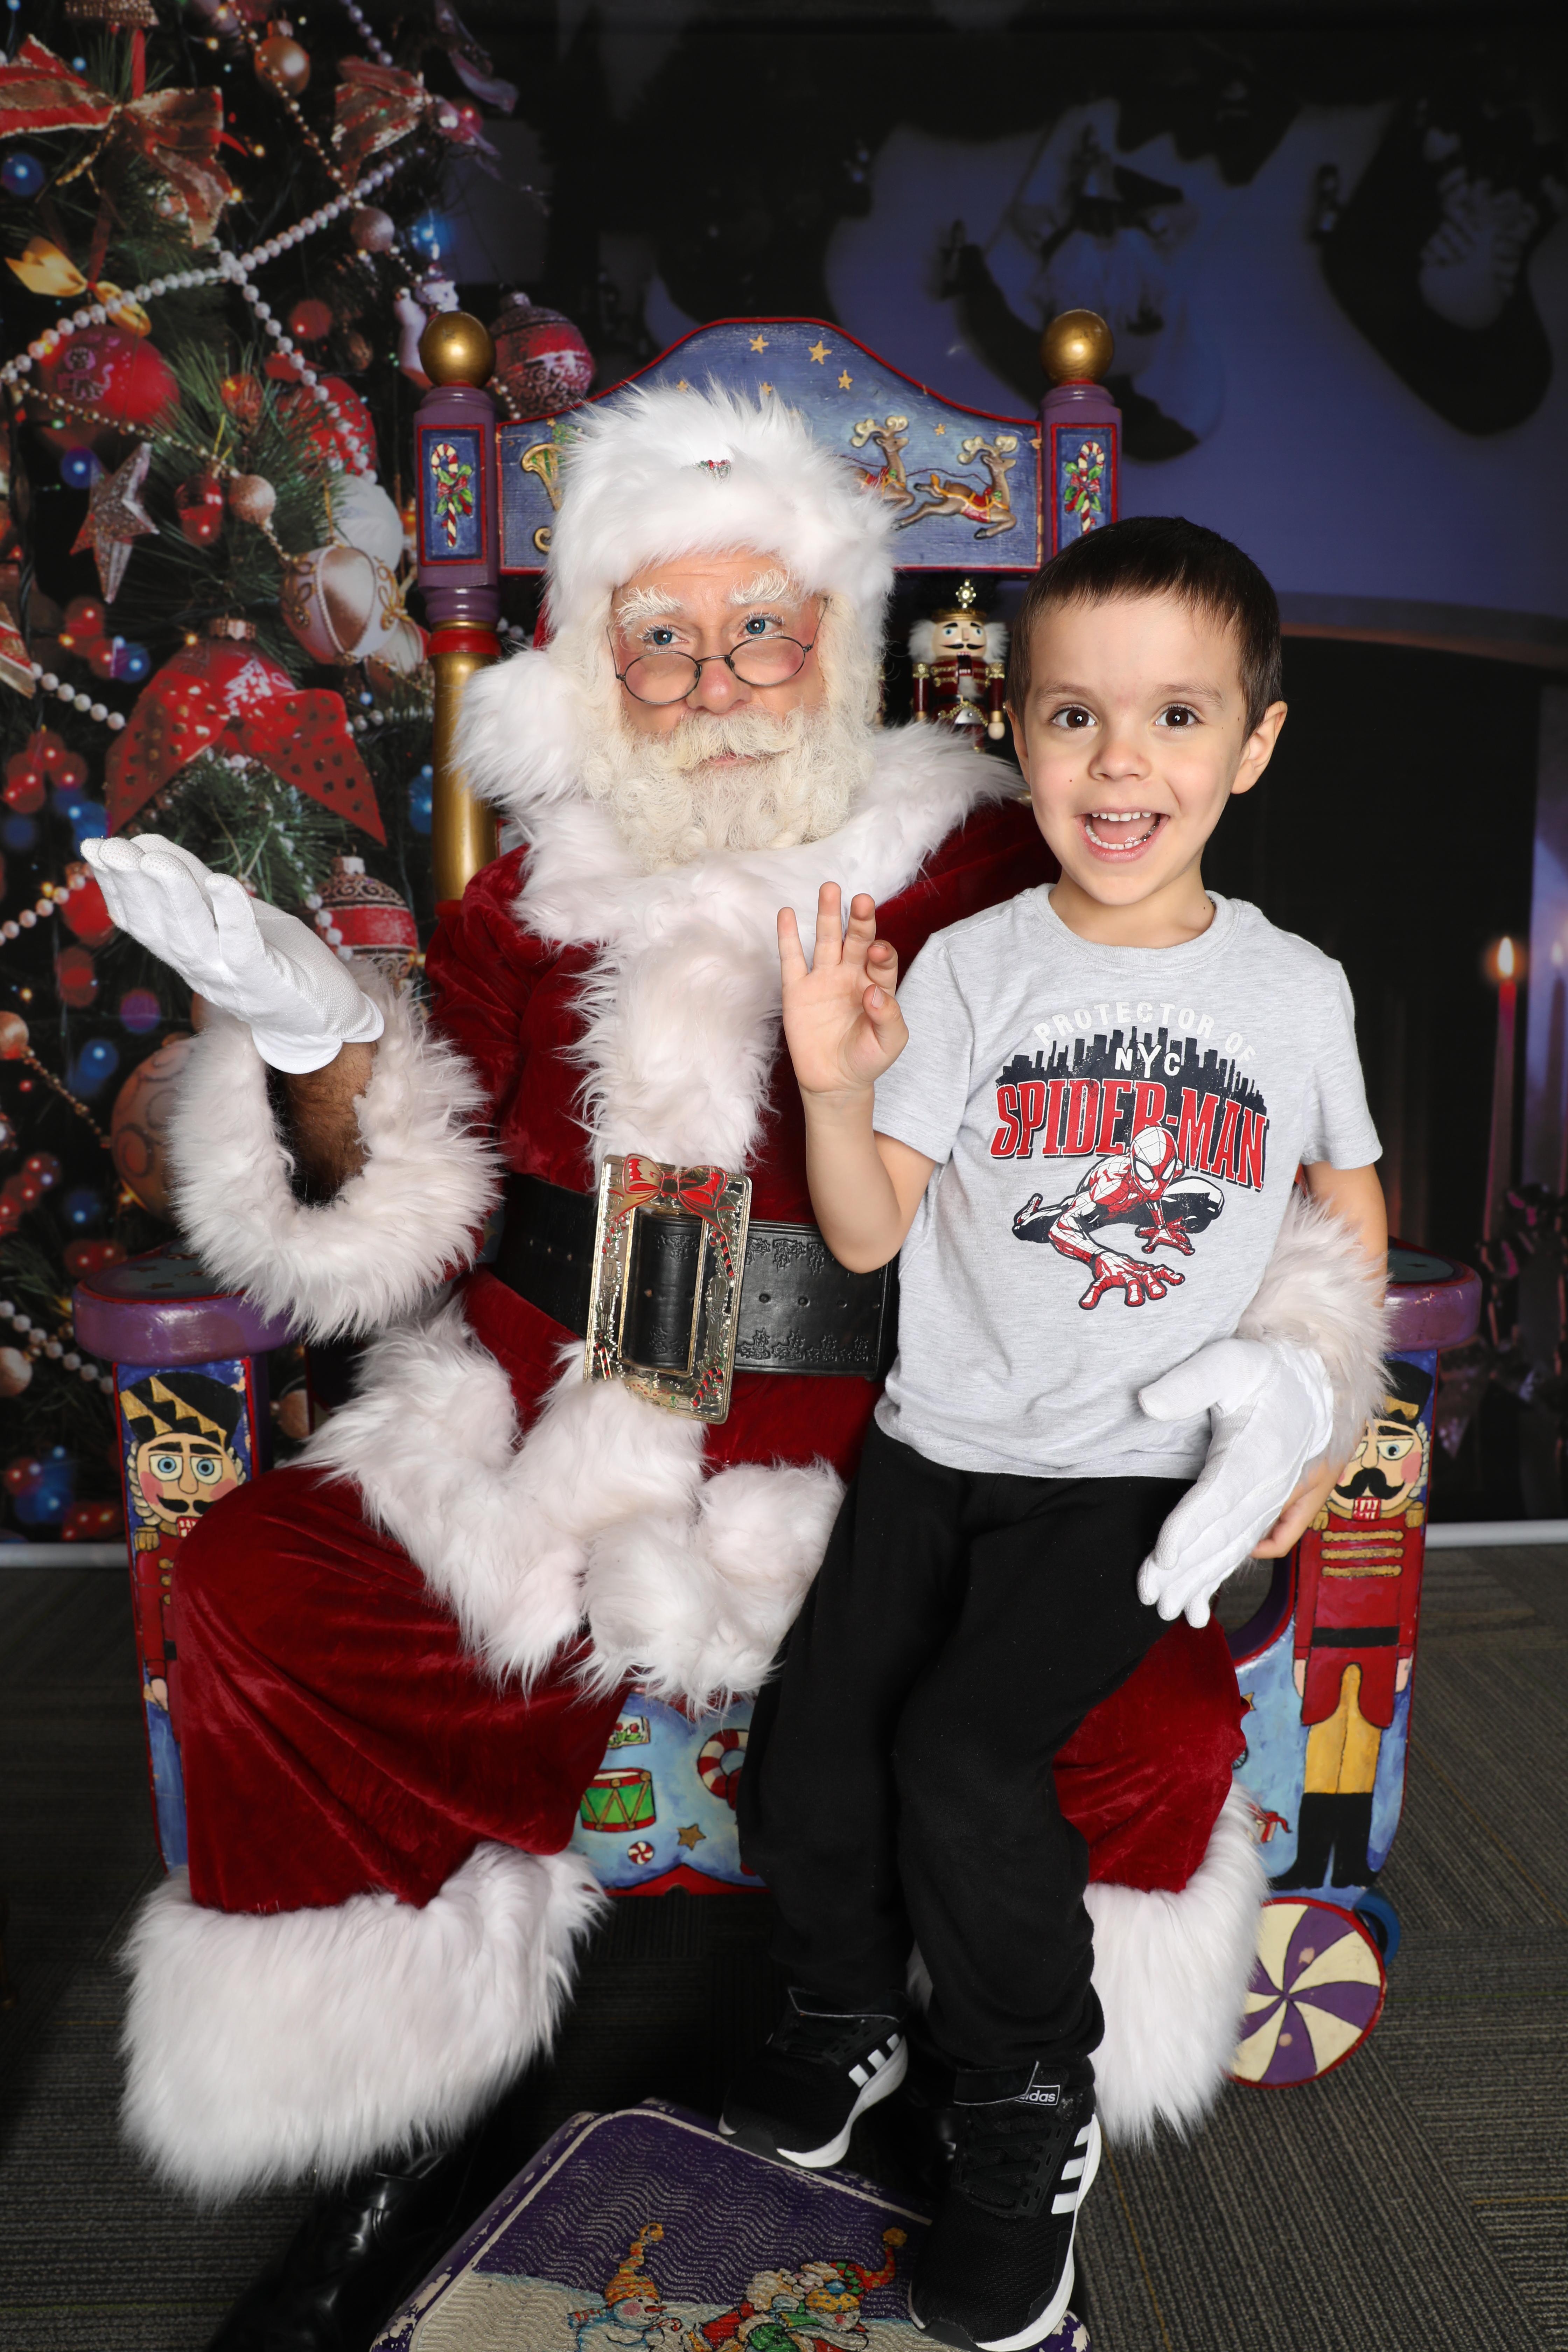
[933,423,946,436]
[676,1822,707,1849]
[759,382,773,395]
[72,440,157,603]
[807,339,830,364]
[749,333,769,352]
[837,370,853,389]
[676,378,691,392]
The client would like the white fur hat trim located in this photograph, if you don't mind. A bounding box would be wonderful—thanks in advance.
[545,382,895,642]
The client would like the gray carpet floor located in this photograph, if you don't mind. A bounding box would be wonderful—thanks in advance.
[1,1545,1564,2350]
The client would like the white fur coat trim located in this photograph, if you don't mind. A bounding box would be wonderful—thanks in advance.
[1238,1189,1390,1470]
[304,1301,842,1706]
[1084,1782,1266,2143]
[119,1844,604,2198]
[168,981,498,1343]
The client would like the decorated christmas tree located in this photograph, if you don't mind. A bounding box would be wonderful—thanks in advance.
[0,0,523,1540]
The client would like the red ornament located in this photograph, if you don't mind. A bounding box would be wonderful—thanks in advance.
[63,1498,123,1541]
[34,729,69,774]
[85,638,119,680]
[35,325,179,453]
[56,944,98,1009]
[61,874,115,947]
[53,750,90,793]
[104,627,385,840]
[175,471,226,546]
[22,1152,62,1190]
[3,752,45,814]
[61,595,106,643]
[64,1238,128,1277]
[220,371,265,432]
[265,358,376,475]
[289,297,334,345]
[490,294,594,420]
[309,854,416,979]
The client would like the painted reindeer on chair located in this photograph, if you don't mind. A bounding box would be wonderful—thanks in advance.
[848,414,915,512]
[898,433,1019,539]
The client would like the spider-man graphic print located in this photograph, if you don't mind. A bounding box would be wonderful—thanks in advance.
[993,1021,1268,1310]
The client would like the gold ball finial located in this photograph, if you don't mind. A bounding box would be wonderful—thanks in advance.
[1041,309,1115,385]
[419,311,496,388]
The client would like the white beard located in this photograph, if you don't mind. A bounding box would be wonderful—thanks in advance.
[579,698,877,872]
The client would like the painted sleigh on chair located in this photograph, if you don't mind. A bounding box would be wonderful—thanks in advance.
[78,309,1480,2101]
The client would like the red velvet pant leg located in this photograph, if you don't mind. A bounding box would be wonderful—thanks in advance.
[174,1465,623,1916]
[1056,1618,1245,1892]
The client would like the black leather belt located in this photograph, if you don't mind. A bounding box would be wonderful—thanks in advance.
[493,1171,898,1381]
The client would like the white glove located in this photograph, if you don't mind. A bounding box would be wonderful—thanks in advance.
[1135,1336,1336,1629]
[82,834,385,1075]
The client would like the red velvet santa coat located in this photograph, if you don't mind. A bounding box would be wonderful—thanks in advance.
[134,726,1264,2200]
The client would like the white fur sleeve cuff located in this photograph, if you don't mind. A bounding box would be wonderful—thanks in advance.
[167,978,500,1341]
[1236,1188,1390,1471]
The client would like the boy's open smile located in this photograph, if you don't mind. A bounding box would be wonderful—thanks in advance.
[1080,807,1167,856]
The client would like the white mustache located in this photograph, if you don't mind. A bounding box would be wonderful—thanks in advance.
[655,707,802,772]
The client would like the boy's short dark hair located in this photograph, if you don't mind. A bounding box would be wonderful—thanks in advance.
[1007,515,1283,733]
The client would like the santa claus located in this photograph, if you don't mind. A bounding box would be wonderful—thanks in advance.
[84,384,1380,2346]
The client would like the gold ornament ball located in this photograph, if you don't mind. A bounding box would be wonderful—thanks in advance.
[419,311,495,388]
[0,1010,28,1059]
[0,1347,31,1400]
[1041,309,1115,385]
[255,32,311,97]
[227,471,277,527]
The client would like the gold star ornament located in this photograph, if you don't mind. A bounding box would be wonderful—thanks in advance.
[749,333,769,352]
[72,440,158,604]
[676,1822,707,1849]
[838,370,853,389]
[807,339,830,364]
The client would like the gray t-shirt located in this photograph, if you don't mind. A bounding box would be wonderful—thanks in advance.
[873,889,1380,1479]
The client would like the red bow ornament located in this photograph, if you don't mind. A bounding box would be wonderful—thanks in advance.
[615,1156,737,1281]
[105,634,385,841]
[332,55,500,184]
[0,39,234,246]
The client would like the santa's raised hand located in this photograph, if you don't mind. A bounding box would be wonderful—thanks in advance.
[778,884,904,1097]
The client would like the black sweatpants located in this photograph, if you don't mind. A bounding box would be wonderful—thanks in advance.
[736,1421,1189,2077]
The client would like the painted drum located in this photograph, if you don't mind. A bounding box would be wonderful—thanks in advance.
[74,1246,296,1365]
[1232,1897,1387,2088]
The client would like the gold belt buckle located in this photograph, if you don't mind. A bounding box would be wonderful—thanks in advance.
[584,1153,753,1422]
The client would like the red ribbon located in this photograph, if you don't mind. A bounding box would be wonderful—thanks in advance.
[617,1156,735,1279]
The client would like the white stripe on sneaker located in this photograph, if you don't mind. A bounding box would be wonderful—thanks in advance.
[848,2064,869,2087]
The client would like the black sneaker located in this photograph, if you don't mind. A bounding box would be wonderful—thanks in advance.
[719,1989,909,2168]
[909,2067,1099,2351]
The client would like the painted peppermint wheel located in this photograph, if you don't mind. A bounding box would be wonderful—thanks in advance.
[697,1726,747,1810]
[1231,1898,1386,2087]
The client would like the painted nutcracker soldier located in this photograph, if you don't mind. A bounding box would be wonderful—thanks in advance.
[85,384,1382,2347]
[119,1370,247,1736]
[1274,1357,1432,1889]
[908,577,1008,741]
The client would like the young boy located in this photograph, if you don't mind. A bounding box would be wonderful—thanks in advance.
[723,518,1386,2350]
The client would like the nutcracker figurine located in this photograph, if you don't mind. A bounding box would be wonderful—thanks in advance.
[1273,1356,1433,1889]
[908,578,1008,742]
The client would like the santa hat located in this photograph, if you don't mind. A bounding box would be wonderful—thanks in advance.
[544,382,896,646]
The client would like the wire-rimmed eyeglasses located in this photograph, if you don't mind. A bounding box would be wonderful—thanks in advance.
[609,629,819,707]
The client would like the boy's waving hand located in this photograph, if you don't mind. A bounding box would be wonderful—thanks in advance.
[778,885,906,1097]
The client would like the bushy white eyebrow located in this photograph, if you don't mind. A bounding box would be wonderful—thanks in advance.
[728,568,799,607]
[613,584,683,629]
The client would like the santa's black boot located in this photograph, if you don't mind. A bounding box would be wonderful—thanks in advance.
[1327,1792,1376,1887]
[1267,1794,1335,1891]
[206,2092,530,2352]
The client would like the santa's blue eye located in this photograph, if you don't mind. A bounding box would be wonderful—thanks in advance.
[741,614,775,636]
[644,626,677,649]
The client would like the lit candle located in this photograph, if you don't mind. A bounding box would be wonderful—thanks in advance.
[1483,936,1518,1239]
